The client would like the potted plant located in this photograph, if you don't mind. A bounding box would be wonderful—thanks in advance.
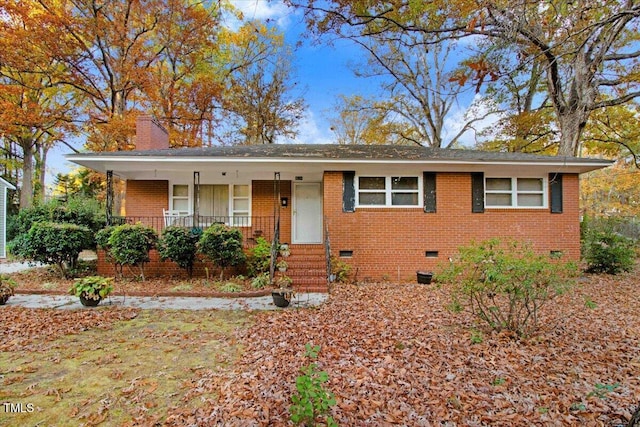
[271,275,294,308]
[279,243,290,258]
[0,274,17,305]
[69,276,113,307]
[276,259,288,272]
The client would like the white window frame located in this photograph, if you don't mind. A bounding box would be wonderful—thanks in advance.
[170,183,191,213]
[170,182,252,225]
[485,177,547,209]
[230,184,252,227]
[356,175,423,208]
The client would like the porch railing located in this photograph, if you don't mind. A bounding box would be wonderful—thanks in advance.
[111,215,274,247]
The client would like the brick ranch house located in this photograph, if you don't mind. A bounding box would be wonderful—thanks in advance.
[67,116,611,291]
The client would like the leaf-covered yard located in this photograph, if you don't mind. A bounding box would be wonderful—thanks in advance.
[1,270,639,426]
[166,272,640,426]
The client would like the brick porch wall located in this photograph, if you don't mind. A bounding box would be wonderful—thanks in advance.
[323,171,581,283]
[251,180,292,244]
[125,180,168,220]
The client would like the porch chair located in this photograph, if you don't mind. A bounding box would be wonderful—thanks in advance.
[163,209,192,227]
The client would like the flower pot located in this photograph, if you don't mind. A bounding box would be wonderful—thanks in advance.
[417,271,433,285]
[79,295,102,307]
[0,295,10,305]
[271,289,292,308]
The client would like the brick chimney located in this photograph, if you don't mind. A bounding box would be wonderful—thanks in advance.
[135,115,169,150]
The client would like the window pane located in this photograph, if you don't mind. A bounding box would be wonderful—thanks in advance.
[392,192,418,205]
[173,199,189,211]
[173,185,188,197]
[234,199,249,211]
[359,192,385,205]
[392,177,418,190]
[359,177,385,190]
[486,193,512,206]
[518,178,543,192]
[234,185,249,197]
[518,194,543,206]
[486,178,511,191]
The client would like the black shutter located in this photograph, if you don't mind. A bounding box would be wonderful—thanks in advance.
[471,172,485,213]
[343,171,356,212]
[549,173,563,213]
[423,172,436,213]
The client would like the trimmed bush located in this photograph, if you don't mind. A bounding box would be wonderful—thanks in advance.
[157,226,202,278]
[198,224,246,280]
[108,223,158,280]
[7,196,105,242]
[247,236,272,276]
[436,239,577,338]
[582,218,636,274]
[11,222,93,278]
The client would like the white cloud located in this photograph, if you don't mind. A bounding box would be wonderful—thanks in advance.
[442,94,502,147]
[228,0,292,29]
[282,110,334,145]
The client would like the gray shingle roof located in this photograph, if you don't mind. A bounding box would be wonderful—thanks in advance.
[70,143,610,165]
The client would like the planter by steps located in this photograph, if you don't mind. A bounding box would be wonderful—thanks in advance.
[417,271,433,284]
[272,288,294,308]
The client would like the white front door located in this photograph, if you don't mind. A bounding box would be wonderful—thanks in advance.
[293,182,323,243]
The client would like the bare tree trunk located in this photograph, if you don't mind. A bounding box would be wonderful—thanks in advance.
[557,110,589,157]
[19,138,34,209]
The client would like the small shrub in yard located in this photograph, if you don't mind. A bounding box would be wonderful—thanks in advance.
[251,272,271,289]
[290,343,337,427]
[108,223,158,281]
[436,239,577,338]
[247,236,273,276]
[157,226,202,278]
[582,219,636,274]
[10,222,93,278]
[198,224,246,280]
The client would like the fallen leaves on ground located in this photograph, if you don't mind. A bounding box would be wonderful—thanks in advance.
[165,271,640,426]
[0,307,139,351]
[7,265,267,297]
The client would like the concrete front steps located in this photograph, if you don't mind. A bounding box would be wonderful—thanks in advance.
[276,244,328,293]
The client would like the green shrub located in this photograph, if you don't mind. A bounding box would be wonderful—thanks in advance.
[157,226,202,278]
[247,237,272,276]
[11,222,93,278]
[108,223,158,280]
[95,226,115,250]
[290,343,337,427]
[436,239,577,338]
[582,218,636,274]
[251,272,271,289]
[7,196,105,242]
[198,224,246,280]
[69,276,113,301]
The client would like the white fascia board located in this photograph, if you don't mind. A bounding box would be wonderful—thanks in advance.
[66,154,612,174]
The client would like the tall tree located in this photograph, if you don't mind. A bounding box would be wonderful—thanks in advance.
[328,95,409,145]
[291,0,640,157]
[0,0,78,207]
[347,33,498,147]
[221,25,305,145]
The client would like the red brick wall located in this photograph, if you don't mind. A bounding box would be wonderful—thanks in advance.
[124,180,168,219]
[252,180,291,244]
[323,171,581,283]
[135,115,169,150]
